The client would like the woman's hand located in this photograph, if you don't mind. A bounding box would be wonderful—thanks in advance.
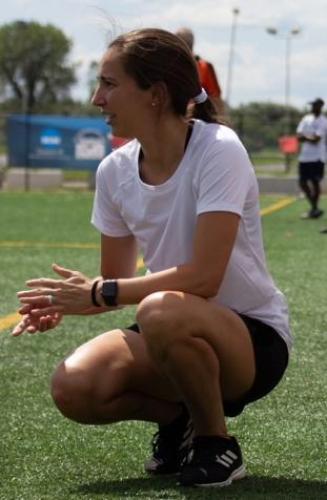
[17,263,95,316]
[12,305,63,337]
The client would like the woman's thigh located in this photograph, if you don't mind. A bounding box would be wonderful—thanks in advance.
[136,292,256,401]
[191,301,256,400]
[57,293,255,405]
[59,328,182,402]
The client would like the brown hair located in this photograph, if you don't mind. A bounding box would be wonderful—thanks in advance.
[109,28,218,123]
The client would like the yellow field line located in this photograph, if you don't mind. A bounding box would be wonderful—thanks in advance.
[0,241,99,249]
[0,312,21,330]
[0,197,295,332]
[260,196,296,216]
[0,256,145,332]
[0,197,296,252]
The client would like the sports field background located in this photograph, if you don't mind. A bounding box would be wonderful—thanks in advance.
[0,191,326,499]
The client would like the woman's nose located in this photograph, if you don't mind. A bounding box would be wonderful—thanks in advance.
[91,86,103,107]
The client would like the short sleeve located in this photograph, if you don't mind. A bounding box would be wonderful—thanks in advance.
[315,119,327,137]
[91,160,132,237]
[196,137,252,217]
[296,117,305,134]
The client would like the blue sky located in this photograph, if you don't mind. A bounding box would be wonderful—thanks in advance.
[2,0,327,108]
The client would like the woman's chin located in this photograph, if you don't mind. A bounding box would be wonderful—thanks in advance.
[111,127,130,139]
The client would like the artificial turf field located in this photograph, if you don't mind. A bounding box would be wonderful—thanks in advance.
[0,191,326,500]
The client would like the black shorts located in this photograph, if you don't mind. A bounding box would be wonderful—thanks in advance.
[127,314,289,418]
[298,160,325,182]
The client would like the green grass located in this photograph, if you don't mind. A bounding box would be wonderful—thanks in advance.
[250,149,298,177]
[62,170,91,182]
[251,149,284,163]
[0,192,327,499]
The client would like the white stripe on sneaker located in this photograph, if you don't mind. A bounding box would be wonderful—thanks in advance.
[216,456,231,468]
[221,454,234,465]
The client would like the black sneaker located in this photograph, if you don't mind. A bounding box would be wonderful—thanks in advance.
[300,210,313,219]
[311,208,324,219]
[144,405,193,475]
[179,435,246,487]
[301,208,324,219]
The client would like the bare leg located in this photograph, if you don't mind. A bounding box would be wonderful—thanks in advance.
[51,329,183,425]
[310,179,321,211]
[52,292,255,440]
[136,291,255,438]
[299,179,314,210]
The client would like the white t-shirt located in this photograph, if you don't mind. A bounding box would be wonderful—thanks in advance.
[296,113,327,162]
[92,120,292,350]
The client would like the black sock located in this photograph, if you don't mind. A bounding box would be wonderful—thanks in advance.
[160,403,188,431]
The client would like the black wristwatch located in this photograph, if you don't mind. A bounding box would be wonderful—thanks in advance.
[101,279,119,306]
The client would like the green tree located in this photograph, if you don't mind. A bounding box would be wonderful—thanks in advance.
[229,102,302,152]
[0,20,76,113]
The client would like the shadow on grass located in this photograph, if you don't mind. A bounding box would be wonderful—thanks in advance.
[75,474,327,499]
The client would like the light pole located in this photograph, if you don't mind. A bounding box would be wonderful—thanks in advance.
[266,26,301,170]
[266,27,301,132]
[225,7,240,106]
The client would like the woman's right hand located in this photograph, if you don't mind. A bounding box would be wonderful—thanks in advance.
[12,304,63,337]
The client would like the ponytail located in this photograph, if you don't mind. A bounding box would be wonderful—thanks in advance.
[191,98,219,123]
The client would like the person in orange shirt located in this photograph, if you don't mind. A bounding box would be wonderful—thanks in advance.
[196,57,221,98]
[176,27,223,111]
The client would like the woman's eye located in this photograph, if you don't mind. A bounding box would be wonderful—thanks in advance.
[97,77,115,88]
[104,80,116,89]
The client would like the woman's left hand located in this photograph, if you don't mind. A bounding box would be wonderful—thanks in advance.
[17,263,95,315]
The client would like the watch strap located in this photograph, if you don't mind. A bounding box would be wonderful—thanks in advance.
[91,279,101,307]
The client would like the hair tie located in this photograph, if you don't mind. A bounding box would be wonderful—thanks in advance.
[193,88,208,104]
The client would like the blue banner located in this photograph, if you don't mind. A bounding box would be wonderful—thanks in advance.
[7,114,112,170]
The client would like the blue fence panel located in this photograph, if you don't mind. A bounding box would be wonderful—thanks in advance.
[7,114,112,170]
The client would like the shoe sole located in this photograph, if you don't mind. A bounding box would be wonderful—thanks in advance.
[145,468,179,476]
[301,211,324,220]
[194,465,247,488]
[144,459,180,475]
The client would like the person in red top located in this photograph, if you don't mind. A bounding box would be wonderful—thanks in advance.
[176,27,222,109]
[195,56,221,99]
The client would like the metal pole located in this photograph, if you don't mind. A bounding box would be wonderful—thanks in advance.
[285,35,291,134]
[266,27,301,172]
[17,22,31,192]
[23,94,31,192]
[284,35,291,171]
[225,8,240,105]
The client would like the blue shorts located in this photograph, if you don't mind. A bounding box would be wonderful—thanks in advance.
[127,314,289,417]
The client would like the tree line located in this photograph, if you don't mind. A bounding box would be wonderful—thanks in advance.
[0,20,307,153]
[0,20,97,117]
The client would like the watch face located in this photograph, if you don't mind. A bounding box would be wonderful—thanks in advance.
[101,280,118,306]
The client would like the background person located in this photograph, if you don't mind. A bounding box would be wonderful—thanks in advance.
[176,27,223,113]
[13,28,291,489]
[296,98,327,219]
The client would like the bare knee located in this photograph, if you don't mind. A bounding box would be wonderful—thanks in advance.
[51,361,94,423]
[137,291,190,328]
[137,292,200,363]
[50,332,138,424]
[137,292,186,342]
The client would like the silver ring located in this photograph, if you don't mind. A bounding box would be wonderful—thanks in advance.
[47,294,54,305]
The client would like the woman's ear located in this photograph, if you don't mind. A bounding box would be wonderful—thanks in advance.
[151,82,170,110]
